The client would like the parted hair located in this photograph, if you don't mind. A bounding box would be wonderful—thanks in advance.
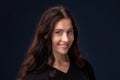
[17,5,83,80]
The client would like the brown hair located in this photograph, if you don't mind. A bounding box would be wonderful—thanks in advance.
[17,5,82,80]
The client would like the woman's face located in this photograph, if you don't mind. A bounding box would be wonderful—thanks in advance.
[52,18,74,55]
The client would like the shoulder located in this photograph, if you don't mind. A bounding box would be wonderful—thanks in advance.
[24,66,51,80]
[80,58,96,80]
[81,58,93,69]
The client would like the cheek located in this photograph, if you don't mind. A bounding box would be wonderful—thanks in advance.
[52,36,60,45]
[70,35,74,42]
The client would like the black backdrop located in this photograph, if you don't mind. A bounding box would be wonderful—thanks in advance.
[0,0,120,80]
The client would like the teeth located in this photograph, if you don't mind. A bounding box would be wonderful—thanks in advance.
[61,44,69,45]
[60,44,69,47]
[61,44,69,46]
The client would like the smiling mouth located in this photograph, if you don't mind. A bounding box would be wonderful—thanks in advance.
[59,44,69,49]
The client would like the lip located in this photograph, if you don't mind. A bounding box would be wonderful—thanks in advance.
[59,44,69,49]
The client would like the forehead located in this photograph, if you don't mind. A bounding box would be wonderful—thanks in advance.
[54,18,73,30]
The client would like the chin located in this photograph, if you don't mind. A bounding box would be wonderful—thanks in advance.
[58,51,68,55]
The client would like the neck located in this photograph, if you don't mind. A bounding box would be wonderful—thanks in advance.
[53,53,70,66]
[53,53,70,73]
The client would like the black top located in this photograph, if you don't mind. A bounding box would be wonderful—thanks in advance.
[24,59,95,80]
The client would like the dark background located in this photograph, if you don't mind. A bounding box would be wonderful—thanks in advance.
[0,0,120,80]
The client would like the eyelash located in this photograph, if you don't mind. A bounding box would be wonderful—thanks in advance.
[55,30,74,35]
[55,31,62,35]
[68,30,74,34]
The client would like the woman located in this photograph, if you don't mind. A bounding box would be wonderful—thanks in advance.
[17,5,96,80]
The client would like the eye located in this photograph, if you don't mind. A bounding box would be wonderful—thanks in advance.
[55,31,62,35]
[68,30,74,34]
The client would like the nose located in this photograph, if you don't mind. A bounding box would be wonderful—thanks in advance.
[62,33,69,42]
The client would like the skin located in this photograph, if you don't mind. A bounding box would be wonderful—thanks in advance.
[52,18,74,73]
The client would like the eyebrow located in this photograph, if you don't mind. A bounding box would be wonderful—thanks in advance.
[54,28,73,31]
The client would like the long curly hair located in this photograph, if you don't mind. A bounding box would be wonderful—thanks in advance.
[17,5,83,80]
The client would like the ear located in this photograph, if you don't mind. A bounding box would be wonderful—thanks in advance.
[44,35,48,39]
